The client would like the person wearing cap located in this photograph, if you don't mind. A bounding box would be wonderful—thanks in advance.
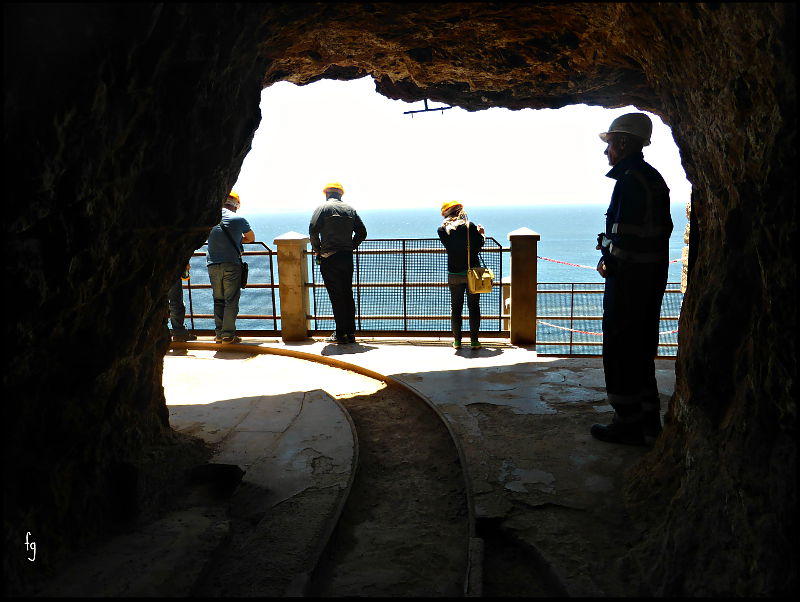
[437,201,485,349]
[309,182,368,344]
[591,113,673,446]
[206,191,255,344]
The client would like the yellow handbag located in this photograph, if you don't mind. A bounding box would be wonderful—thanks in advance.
[466,220,494,294]
[468,266,494,293]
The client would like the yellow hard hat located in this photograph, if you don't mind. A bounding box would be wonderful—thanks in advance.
[441,200,463,216]
[323,182,344,195]
[227,191,240,204]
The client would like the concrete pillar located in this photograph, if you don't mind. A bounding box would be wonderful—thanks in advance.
[274,231,310,342]
[508,227,540,346]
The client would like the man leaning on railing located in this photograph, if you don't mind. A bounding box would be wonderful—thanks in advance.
[206,190,255,344]
[309,181,367,345]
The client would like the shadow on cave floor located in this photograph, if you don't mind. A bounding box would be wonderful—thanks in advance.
[35,337,675,597]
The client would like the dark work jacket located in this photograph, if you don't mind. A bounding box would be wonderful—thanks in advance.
[600,152,673,269]
[438,220,485,273]
[309,199,368,254]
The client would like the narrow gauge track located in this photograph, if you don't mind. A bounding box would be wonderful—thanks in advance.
[307,381,470,597]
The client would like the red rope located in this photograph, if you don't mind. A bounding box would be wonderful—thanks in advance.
[537,256,595,269]
[537,256,682,269]
[539,320,679,337]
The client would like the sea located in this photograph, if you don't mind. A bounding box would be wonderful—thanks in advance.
[240,202,688,283]
[183,203,687,354]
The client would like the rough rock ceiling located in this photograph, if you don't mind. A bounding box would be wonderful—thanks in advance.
[258,3,655,112]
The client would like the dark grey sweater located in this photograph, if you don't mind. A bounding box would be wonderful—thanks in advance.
[309,199,368,254]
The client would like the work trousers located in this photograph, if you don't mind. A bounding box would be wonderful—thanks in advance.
[167,279,188,333]
[448,275,481,341]
[208,262,242,338]
[320,251,356,337]
[602,260,668,423]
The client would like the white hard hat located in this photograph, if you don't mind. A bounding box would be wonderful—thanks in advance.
[599,113,652,146]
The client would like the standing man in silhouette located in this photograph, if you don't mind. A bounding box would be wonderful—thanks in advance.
[309,182,367,344]
[592,113,673,446]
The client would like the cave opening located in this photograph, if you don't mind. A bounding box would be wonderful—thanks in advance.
[233,76,692,221]
[5,2,794,597]
[168,75,692,349]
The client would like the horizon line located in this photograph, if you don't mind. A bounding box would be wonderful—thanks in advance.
[244,199,690,214]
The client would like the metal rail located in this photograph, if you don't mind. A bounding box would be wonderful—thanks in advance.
[185,241,278,331]
[309,238,506,334]
[179,238,682,357]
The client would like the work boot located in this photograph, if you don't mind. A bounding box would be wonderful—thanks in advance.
[590,419,646,446]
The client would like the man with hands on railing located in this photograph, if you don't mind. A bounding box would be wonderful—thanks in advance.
[309,182,367,345]
[592,113,673,447]
[206,191,255,344]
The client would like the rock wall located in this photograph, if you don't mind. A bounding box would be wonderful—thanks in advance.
[3,3,267,593]
[4,2,795,596]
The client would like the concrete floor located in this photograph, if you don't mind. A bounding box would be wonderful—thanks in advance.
[42,336,676,596]
[168,336,675,596]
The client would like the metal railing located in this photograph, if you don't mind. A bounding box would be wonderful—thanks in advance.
[179,238,682,357]
[184,242,279,331]
[309,238,505,336]
[535,282,682,357]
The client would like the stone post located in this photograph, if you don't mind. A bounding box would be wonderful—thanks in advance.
[274,231,310,342]
[508,227,540,347]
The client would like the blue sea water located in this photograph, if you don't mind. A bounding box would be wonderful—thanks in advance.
[242,202,688,283]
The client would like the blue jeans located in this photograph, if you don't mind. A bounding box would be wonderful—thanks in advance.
[207,262,242,338]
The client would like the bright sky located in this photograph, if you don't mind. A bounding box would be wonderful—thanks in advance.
[233,76,692,214]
